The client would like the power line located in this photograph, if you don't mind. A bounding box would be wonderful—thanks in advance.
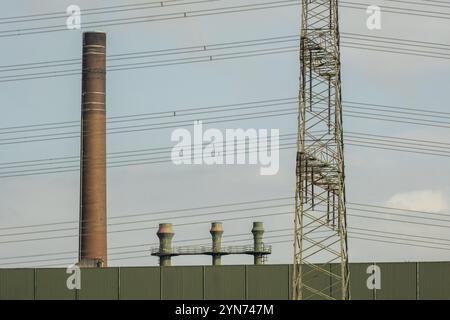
[0,227,286,264]
[2,131,450,174]
[1,197,450,246]
[0,45,299,83]
[0,97,296,131]
[4,125,448,170]
[347,206,450,224]
[1,97,449,136]
[6,211,450,264]
[341,32,450,50]
[0,35,300,72]
[0,0,301,38]
[350,226,450,244]
[1,130,450,179]
[0,142,446,179]
[0,0,223,24]
[0,108,297,145]
[0,34,449,83]
[345,142,450,158]
[4,225,450,267]
[0,203,294,238]
[1,99,449,147]
[0,209,297,245]
[349,212,450,229]
[0,105,296,141]
[0,197,295,241]
[1,32,448,75]
[348,201,450,218]
[1,0,449,26]
[0,0,449,40]
[0,39,446,84]
[384,0,450,10]
[1,0,448,27]
[344,100,450,117]
[342,43,450,62]
[0,196,292,231]
[342,1,450,20]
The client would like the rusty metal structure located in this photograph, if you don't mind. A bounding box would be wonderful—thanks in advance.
[151,222,271,266]
[293,0,349,299]
[78,31,108,267]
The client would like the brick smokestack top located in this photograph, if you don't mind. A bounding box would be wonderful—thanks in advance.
[79,31,107,267]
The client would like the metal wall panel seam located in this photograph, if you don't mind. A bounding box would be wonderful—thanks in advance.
[291,264,294,300]
[160,267,163,300]
[244,265,248,300]
[348,269,352,300]
[203,266,206,300]
[416,262,419,300]
[373,262,376,300]
[118,267,121,300]
[286,264,292,300]
[329,264,332,299]
[34,268,36,300]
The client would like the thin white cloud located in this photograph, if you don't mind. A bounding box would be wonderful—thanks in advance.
[386,190,449,213]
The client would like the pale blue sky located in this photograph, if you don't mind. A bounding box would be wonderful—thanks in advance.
[0,0,449,267]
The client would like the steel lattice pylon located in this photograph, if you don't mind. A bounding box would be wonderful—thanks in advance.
[293,0,349,300]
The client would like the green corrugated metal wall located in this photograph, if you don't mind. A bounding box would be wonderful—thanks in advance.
[375,263,417,300]
[246,265,289,300]
[162,266,203,300]
[35,268,76,300]
[78,268,119,300]
[120,267,160,300]
[0,262,449,300]
[205,265,246,300]
[0,269,35,300]
[417,262,450,300]
[348,263,373,300]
